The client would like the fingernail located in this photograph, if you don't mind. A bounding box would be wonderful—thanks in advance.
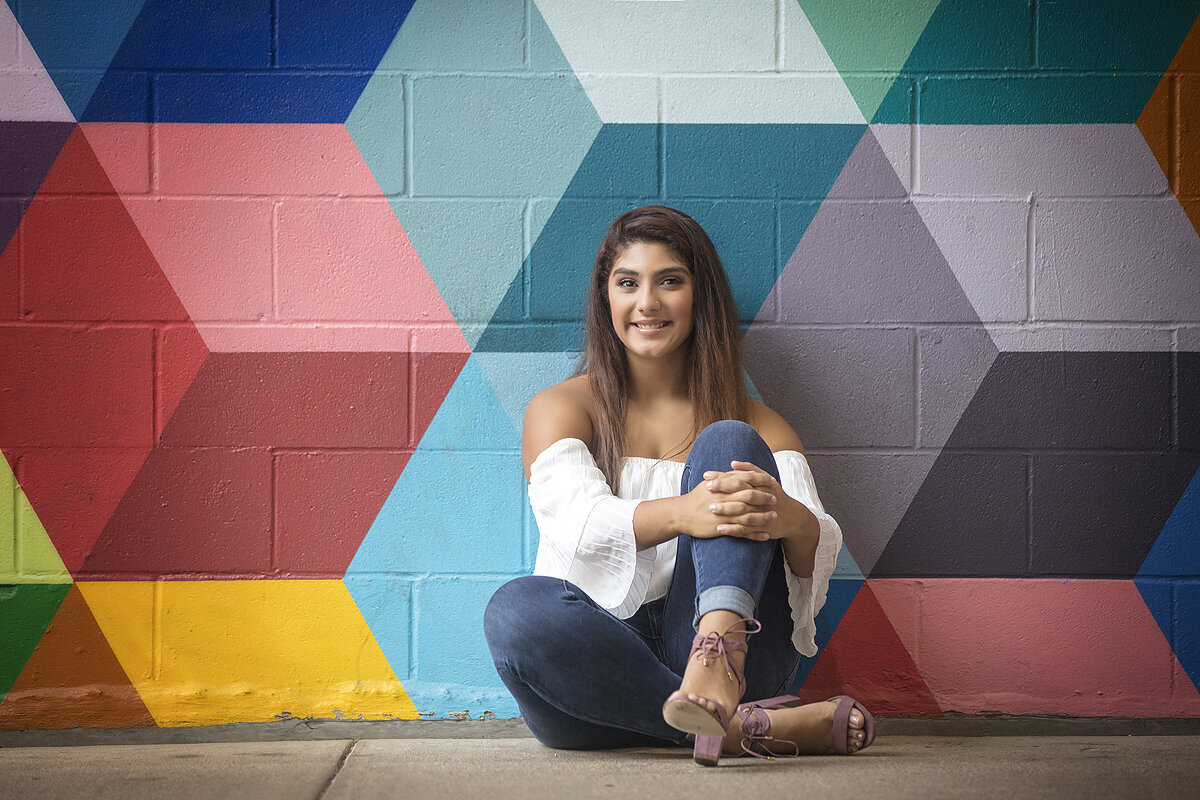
[709,504,719,513]
[707,481,715,490]
[769,512,778,520]
[770,496,777,504]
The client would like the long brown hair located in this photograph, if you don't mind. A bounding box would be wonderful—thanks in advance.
[574,205,751,494]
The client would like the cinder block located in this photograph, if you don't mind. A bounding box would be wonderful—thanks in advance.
[341,575,412,680]
[274,451,412,576]
[946,352,1172,451]
[78,123,151,194]
[410,75,599,197]
[21,196,191,322]
[346,75,405,195]
[121,197,272,322]
[918,326,998,448]
[910,199,1028,323]
[414,577,516,685]
[155,124,381,196]
[805,453,937,576]
[160,352,410,449]
[157,324,210,436]
[377,0,524,71]
[743,326,915,448]
[276,198,441,322]
[80,446,272,578]
[872,452,1028,578]
[917,125,1167,197]
[915,579,1177,715]
[1031,454,1200,577]
[18,447,150,574]
[0,327,153,448]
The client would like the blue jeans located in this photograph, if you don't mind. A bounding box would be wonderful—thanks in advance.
[484,420,801,749]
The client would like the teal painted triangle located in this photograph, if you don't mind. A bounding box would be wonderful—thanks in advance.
[798,0,941,121]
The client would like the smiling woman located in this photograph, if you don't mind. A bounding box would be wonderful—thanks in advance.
[483,206,870,766]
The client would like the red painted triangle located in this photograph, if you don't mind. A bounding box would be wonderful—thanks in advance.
[0,585,155,729]
[795,583,941,716]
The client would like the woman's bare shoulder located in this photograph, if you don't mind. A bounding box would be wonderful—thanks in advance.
[748,399,805,454]
[521,374,596,480]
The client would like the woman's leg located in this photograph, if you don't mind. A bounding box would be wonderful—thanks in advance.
[665,420,868,756]
[662,422,801,729]
[484,576,690,749]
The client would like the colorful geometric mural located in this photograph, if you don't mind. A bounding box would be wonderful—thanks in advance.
[2,0,1199,728]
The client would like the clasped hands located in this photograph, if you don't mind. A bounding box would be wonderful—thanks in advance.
[682,460,806,542]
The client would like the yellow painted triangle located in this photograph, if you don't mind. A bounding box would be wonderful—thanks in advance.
[0,450,71,583]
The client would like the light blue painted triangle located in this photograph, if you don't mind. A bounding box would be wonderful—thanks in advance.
[832,544,864,581]
[348,1,601,349]
[346,355,524,715]
[474,351,582,433]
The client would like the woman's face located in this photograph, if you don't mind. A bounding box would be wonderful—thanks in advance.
[607,241,695,361]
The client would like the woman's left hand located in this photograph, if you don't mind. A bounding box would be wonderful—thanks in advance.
[702,461,816,542]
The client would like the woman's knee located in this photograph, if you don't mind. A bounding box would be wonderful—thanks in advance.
[484,576,591,671]
[694,419,766,451]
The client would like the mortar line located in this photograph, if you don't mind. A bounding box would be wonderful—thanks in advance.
[16,207,23,316]
[909,121,918,194]
[409,581,418,683]
[772,203,781,321]
[522,0,530,68]
[269,450,277,573]
[404,74,413,196]
[1025,196,1036,322]
[657,89,666,196]
[775,0,783,70]
[315,740,356,800]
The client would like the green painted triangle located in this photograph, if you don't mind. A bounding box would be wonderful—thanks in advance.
[798,0,941,120]
[0,583,71,699]
[1,452,70,583]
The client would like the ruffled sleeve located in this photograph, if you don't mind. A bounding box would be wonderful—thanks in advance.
[774,450,843,657]
[527,438,654,618]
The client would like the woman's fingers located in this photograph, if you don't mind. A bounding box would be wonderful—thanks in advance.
[708,498,776,516]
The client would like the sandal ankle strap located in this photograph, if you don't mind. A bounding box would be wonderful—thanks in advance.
[689,617,762,696]
[736,704,801,761]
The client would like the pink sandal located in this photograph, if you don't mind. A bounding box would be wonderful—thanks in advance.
[729,694,877,761]
[661,617,761,766]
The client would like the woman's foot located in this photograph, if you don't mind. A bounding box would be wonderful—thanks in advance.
[663,611,751,731]
[721,699,868,756]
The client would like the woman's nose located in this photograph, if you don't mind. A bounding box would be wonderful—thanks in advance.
[638,290,659,312]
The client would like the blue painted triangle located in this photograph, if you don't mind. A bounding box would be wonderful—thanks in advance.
[7,0,147,119]
[1137,467,1200,578]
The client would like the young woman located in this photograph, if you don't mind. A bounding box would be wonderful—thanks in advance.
[484,206,874,766]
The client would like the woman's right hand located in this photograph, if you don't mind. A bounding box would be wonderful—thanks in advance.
[675,474,778,541]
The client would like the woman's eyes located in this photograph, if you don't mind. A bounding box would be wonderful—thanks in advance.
[616,277,683,288]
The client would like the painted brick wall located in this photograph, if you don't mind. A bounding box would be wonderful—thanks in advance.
[1,0,1199,729]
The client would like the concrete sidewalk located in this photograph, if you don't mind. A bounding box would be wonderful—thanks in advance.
[3,735,1199,800]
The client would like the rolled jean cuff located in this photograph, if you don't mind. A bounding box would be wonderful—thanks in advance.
[694,585,756,630]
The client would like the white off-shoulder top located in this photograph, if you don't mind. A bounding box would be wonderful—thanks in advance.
[528,437,842,657]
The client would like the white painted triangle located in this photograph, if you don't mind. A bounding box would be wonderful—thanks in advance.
[0,3,74,122]
[534,0,863,123]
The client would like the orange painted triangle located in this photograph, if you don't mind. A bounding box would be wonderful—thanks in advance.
[794,583,941,717]
[0,585,155,729]
[1138,12,1200,236]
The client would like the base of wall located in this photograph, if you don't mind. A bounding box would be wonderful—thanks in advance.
[3,715,1200,747]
